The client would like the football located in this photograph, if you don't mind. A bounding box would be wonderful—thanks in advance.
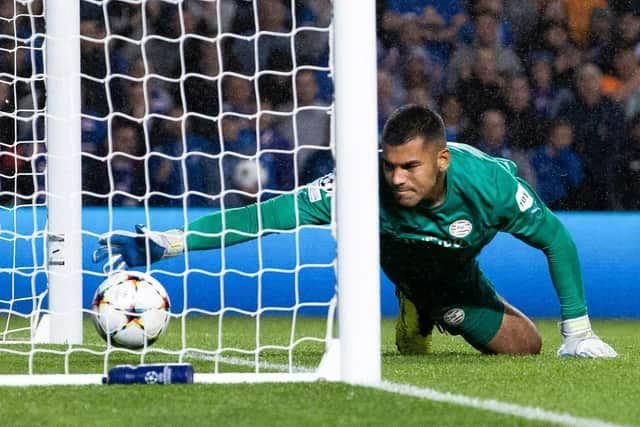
[92,271,171,349]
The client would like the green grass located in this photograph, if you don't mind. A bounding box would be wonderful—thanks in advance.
[0,317,638,427]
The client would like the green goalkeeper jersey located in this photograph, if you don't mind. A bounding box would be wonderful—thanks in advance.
[186,142,587,320]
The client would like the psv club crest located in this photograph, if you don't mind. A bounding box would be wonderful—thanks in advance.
[448,219,473,238]
[443,308,466,326]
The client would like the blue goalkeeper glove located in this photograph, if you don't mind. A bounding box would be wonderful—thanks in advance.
[92,224,185,269]
[557,315,618,358]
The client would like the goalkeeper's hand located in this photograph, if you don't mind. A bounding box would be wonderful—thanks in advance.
[92,224,185,269]
[557,315,618,358]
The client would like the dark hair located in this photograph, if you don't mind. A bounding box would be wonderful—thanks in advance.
[381,104,446,148]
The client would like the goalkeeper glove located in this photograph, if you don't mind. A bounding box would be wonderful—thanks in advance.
[557,315,618,358]
[92,224,185,269]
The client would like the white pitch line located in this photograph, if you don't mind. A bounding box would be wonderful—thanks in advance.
[190,352,631,427]
[374,381,631,427]
[185,352,315,373]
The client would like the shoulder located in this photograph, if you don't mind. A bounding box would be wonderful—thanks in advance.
[448,142,518,177]
[447,143,520,199]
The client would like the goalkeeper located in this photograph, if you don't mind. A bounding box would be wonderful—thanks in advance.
[93,105,617,358]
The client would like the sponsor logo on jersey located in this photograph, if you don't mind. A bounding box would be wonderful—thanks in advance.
[392,235,468,249]
[448,219,473,238]
[515,183,534,212]
[443,308,465,326]
[307,173,334,202]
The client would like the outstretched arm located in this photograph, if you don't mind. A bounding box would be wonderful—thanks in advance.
[185,192,300,251]
[93,173,335,268]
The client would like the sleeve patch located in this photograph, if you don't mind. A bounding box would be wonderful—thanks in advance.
[515,183,533,212]
[308,185,322,202]
[307,173,334,203]
[317,174,334,192]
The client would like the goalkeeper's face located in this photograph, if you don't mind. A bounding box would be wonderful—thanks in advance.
[382,137,450,208]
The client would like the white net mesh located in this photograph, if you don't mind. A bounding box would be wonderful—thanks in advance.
[0,0,48,343]
[0,0,338,380]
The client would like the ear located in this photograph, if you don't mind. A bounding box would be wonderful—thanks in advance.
[437,147,451,172]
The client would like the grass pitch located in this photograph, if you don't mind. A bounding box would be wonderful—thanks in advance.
[0,317,638,427]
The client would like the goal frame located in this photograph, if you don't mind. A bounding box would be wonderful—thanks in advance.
[44,0,84,346]
[0,0,380,386]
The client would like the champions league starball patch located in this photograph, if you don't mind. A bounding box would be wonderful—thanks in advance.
[443,308,466,326]
[317,174,334,192]
[448,219,473,238]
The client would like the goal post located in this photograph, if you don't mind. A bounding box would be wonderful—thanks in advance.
[334,0,381,384]
[0,0,380,385]
[44,0,83,345]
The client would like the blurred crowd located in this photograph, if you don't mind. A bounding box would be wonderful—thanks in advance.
[378,0,640,210]
[1,0,640,210]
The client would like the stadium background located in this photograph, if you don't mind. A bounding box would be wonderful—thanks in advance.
[2,208,638,318]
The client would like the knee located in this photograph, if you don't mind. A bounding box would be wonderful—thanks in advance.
[529,330,543,355]
[485,317,543,355]
[485,330,542,355]
[511,326,542,355]
[500,303,543,355]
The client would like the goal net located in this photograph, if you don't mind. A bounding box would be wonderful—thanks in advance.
[0,0,379,385]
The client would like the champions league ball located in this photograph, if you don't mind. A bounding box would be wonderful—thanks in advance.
[233,159,268,192]
[92,271,171,349]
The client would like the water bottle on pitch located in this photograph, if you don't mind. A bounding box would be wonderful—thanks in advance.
[103,363,194,384]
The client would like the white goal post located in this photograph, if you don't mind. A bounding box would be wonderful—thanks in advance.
[0,0,379,385]
[334,0,380,383]
[45,0,84,345]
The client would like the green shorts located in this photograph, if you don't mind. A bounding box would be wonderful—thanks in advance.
[397,271,505,352]
[431,295,505,352]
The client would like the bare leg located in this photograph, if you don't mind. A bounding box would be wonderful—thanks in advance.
[484,301,542,355]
